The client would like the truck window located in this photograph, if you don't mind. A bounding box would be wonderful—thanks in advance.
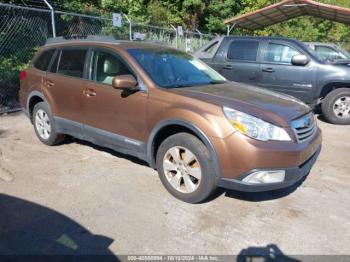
[265,43,300,64]
[227,40,259,62]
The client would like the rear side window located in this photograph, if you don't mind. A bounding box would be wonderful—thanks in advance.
[49,52,59,73]
[227,40,259,62]
[57,50,87,78]
[33,49,55,71]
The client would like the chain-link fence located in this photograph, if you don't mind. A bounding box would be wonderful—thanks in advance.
[0,3,216,114]
[0,4,51,113]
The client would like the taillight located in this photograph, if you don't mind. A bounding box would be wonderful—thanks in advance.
[20,70,26,81]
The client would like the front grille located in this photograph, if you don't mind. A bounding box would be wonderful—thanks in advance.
[291,112,317,143]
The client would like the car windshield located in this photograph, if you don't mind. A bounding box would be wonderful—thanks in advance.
[127,48,226,88]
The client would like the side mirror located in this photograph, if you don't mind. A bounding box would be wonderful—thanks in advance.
[112,74,138,90]
[291,54,309,66]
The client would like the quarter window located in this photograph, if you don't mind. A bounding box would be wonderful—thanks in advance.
[91,50,132,85]
[227,40,259,62]
[33,49,55,71]
[265,43,300,64]
[57,50,87,78]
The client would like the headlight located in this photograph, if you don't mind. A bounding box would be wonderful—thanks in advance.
[223,107,291,141]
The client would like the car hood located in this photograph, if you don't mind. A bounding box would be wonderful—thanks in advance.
[170,82,311,127]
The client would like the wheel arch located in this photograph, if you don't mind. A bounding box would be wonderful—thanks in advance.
[27,91,47,122]
[147,119,222,178]
[320,82,350,100]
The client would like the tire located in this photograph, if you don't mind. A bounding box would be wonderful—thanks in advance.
[322,88,350,125]
[156,133,217,203]
[32,102,65,145]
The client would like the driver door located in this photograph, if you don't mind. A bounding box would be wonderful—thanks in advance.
[82,48,148,149]
[259,41,316,103]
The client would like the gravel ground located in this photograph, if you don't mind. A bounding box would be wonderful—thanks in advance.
[0,112,349,257]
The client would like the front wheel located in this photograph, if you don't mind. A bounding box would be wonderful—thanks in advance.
[156,133,217,203]
[322,88,350,125]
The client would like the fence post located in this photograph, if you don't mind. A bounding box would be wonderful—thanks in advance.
[123,14,132,40]
[170,25,177,49]
[226,24,235,36]
[195,29,202,47]
[43,0,56,37]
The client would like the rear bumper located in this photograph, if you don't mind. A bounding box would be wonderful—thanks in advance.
[216,145,321,192]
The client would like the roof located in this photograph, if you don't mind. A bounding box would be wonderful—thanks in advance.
[224,0,350,30]
[46,35,118,45]
[45,35,168,49]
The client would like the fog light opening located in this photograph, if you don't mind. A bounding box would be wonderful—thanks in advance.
[242,170,285,184]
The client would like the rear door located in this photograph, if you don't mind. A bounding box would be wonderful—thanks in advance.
[259,40,316,102]
[43,47,89,134]
[218,39,262,85]
[21,49,55,107]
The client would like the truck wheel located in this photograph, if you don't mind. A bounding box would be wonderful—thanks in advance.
[322,88,350,125]
[33,102,66,145]
[156,133,217,203]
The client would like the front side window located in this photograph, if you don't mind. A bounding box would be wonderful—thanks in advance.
[265,43,300,64]
[127,48,226,88]
[34,49,55,71]
[227,40,259,62]
[57,50,87,78]
[91,50,132,85]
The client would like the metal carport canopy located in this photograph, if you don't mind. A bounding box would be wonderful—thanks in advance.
[224,0,350,30]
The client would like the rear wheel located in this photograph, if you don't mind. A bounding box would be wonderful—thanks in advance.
[33,102,65,145]
[156,133,216,203]
[322,88,350,125]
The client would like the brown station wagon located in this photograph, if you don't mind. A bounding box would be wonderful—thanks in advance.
[19,36,322,203]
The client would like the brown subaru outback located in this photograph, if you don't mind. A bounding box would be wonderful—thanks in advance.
[19,36,322,203]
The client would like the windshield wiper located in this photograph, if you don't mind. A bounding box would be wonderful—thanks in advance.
[209,80,227,85]
[164,81,226,88]
[163,84,193,88]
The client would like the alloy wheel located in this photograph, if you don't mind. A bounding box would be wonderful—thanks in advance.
[333,96,350,119]
[163,146,202,194]
[35,109,51,140]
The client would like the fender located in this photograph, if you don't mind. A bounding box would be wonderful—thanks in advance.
[26,91,46,110]
[147,119,222,178]
[26,91,52,121]
[317,81,350,99]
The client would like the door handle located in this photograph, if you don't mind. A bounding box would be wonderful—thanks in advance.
[44,80,54,87]
[222,64,233,70]
[262,68,275,73]
[83,89,97,97]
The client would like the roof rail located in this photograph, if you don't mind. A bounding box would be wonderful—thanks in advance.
[45,35,119,45]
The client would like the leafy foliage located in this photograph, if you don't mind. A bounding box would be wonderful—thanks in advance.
[3,0,350,41]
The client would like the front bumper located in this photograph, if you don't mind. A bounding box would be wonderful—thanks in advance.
[216,145,321,192]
